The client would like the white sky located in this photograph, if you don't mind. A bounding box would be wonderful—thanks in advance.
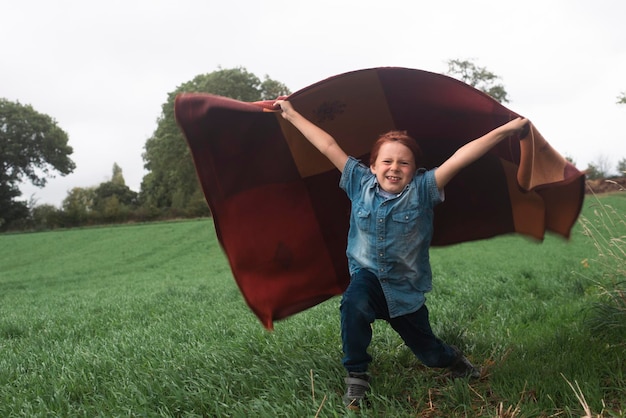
[3,0,625,207]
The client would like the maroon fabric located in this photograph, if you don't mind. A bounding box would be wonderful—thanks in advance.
[175,67,585,329]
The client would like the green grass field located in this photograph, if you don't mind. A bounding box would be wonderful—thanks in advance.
[1,195,625,417]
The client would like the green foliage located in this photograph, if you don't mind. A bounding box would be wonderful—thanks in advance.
[586,162,604,180]
[48,164,141,228]
[260,76,291,100]
[111,162,125,186]
[91,165,138,223]
[0,98,75,228]
[587,155,614,180]
[61,187,95,227]
[617,158,626,176]
[93,181,137,209]
[618,91,626,105]
[0,198,625,416]
[141,67,290,213]
[445,59,510,103]
[30,204,61,231]
[0,193,28,230]
[565,155,577,167]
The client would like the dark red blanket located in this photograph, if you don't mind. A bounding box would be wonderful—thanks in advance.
[175,67,585,329]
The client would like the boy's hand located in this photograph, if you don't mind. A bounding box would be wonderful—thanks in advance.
[503,117,530,139]
[274,100,294,119]
[518,120,530,139]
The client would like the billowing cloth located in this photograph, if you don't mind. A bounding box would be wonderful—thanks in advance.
[174,67,585,329]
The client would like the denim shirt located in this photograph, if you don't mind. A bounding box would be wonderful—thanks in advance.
[339,157,444,318]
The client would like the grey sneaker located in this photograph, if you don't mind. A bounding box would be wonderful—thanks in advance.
[343,372,370,410]
[448,346,481,379]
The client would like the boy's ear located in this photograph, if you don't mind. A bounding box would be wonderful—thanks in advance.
[369,164,376,174]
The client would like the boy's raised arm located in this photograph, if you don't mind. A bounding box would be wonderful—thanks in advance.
[275,100,349,172]
[434,117,529,190]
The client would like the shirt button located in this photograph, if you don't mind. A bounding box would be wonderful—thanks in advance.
[379,253,383,257]
[378,219,383,223]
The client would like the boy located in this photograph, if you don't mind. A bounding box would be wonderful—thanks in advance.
[275,99,528,409]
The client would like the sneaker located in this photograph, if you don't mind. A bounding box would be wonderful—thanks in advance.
[448,346,481,379]
[343,372,370,410]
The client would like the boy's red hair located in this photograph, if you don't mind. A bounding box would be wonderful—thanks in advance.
[369,130,423,167]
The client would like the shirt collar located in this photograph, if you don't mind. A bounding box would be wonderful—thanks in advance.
[372,179,411,199]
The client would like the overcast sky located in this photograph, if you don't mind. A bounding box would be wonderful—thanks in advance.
[3,0,625,207]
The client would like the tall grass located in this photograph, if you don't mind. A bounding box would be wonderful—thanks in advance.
[0,199,625,417]
[580,192,626,342]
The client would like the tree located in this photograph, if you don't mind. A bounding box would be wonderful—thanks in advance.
[31,203,61,230]
[61,187,95,227]
[111,162,125,186]
[617,158,626,176]
[86,164,137,223]
[595,155,612,178]
[565,155,577,167]
[445,59,510,103]
[615,101,624,175]
[260,76,291,100]
[141,67,290,214]
[586,155,612,180]
[585,163,602,180]
[0,98,75,227]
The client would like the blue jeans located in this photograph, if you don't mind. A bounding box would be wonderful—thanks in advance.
[340,269,457,373]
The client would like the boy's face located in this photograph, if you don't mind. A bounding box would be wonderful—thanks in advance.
[370,141,416,194]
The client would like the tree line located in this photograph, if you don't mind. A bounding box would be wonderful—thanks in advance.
[1,68,290,231]
[1,62,624,232]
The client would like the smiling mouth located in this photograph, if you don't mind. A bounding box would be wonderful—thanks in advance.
[386,176,401,182]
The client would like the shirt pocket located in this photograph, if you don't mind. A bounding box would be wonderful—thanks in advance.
[354,205,371,231]
[391,209,421,236]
